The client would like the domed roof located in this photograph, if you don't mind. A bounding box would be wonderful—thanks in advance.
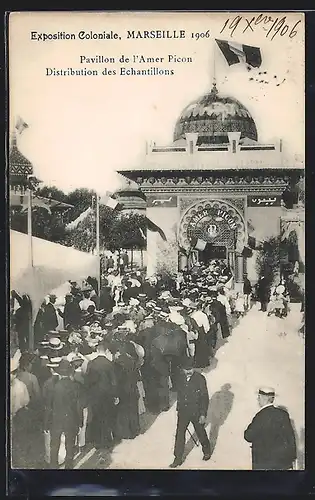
[9,134,33,188]
[173,83,258,144]
[114,180,146,202]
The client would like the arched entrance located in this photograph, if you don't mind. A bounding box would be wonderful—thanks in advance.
[178,199,247,285]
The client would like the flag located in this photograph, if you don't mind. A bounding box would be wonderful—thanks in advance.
[280,221,295,242]
[98,193,122,211]
[66,206,93,230]
[194,238,207,251]
[15,116,29,135]
[241,247,253,258]
[178,245,189,256]
[247,236,257,250]
[145,217,167,241]
[215,39,262,68]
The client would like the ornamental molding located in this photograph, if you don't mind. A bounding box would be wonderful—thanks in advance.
[179,195,245,215]
[141,185,287,195]
[135,175,291,188]
[178,198,247,251]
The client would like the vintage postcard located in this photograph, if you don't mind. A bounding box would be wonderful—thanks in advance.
[8,11,305,471]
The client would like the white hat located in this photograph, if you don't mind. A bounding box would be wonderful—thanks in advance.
[258,386,276,396]
[129,298,140,306]
[49,337,64,350]
[276,285,285,294]
[169,306,184,312]
[182,298,192,308]
[169,313,185,326]
[10,355,20,373]
[10,348,21,371]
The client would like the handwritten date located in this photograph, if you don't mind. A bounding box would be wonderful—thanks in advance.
[220,14,301,41]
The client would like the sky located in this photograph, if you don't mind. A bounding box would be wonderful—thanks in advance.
[9,11,304,195]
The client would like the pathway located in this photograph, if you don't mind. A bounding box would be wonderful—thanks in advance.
[75,303,305,470]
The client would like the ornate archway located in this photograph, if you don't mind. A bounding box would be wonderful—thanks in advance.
[178,199,246,252]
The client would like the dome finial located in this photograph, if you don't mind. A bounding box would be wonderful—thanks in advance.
[210,80,218,96]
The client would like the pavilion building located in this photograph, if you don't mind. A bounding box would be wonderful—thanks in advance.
[117,82,304,288]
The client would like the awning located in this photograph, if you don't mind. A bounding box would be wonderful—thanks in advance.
[10,230,99,323]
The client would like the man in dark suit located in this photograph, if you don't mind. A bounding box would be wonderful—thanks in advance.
[170,357,211,467]
[85,338,119,450]
[43,295,59,333]
[256,275,269,312]
[43,359,83,469]
[244,387,297,470]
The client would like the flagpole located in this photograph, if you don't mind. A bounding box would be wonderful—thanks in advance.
[27,181,34,351]
[213,38,216,86]
[27,185,33,267]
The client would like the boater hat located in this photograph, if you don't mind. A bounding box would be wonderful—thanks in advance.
[48,337,64,350]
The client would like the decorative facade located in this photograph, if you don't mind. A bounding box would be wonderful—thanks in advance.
[118,83,304,288]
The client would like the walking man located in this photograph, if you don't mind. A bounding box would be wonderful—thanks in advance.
[243,275,252,311]
[256,275,269,312]
[244,387,297,470]
[43,359,83,469]
[170,357,211,468]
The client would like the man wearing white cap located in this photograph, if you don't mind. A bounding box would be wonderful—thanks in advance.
[244,387,297,470]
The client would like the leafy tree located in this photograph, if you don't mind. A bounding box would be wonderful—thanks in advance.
[255,235,281,286]
[65,210,147,253]
[35,185,67,202]
[107,213,146,251]
[10,205,68,244]
[65,188,96,224]
[10,182,148,253]
[65,205,119,252]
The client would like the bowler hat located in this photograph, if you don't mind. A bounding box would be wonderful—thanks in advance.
[54,359,73,376]
[181,357,194,370]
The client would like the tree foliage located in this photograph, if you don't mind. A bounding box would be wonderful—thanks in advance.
[66,211,147,252]
[255,235,281,286]
[65,188,96,224]
[10,206,68,244]
[10,183,148,252]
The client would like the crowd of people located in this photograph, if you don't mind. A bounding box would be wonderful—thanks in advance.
[9,258,298,469]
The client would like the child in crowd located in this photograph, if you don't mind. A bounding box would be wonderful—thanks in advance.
[234,293,245,318]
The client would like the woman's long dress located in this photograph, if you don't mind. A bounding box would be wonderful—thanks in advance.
[114,353,140,439]
[190,317,210,368]
[85,356,117,449]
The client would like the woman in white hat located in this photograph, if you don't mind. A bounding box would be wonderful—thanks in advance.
[10,352,32,467]
[10,352,30,417]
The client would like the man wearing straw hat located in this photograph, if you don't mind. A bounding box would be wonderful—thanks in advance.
[244,387,297,470]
